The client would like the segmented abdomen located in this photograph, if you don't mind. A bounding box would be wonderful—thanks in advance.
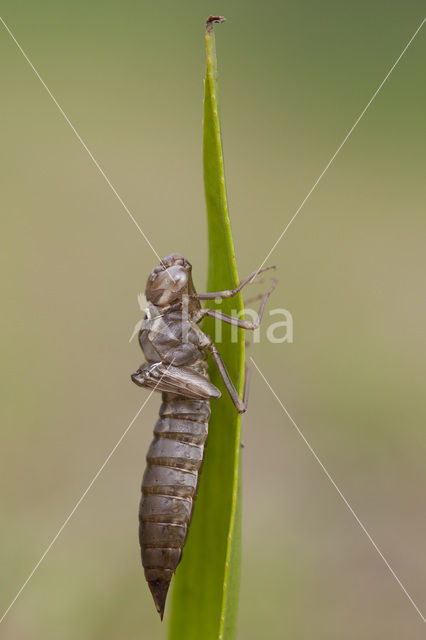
[139,392,211,617]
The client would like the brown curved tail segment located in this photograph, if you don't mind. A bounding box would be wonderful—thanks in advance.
[139,394,211,619]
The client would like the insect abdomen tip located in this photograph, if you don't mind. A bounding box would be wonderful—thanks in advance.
[148,579,171,620]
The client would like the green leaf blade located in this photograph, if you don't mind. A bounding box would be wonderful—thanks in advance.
[168,18,243,640]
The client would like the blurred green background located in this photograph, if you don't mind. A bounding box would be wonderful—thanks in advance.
[1,1,425,638]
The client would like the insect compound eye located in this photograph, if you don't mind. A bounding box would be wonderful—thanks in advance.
[147,265,188,305]
[152,266,188,291]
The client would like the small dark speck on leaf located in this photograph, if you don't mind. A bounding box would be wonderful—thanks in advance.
[206,15,226,33]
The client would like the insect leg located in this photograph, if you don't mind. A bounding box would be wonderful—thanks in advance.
[239,365,251,448]
[197,276,277,329]
[243,291,265,306]
[243,363,251,408]
[194,265,276,300]
[206,340,246,413]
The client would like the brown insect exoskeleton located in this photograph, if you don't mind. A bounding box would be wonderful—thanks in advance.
[131,253,276,618]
